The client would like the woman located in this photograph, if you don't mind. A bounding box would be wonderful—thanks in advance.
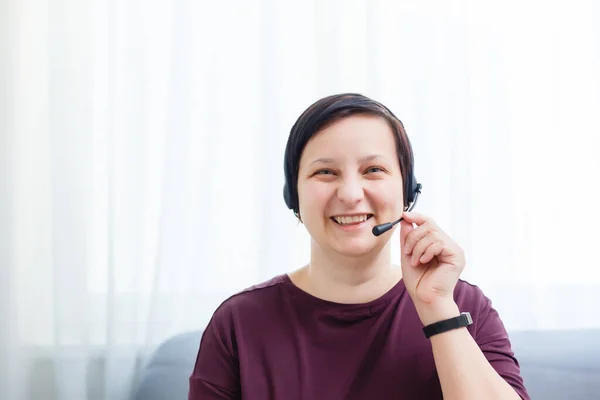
[189,93,529,400]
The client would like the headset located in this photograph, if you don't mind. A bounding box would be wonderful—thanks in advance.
[283,169,422,237]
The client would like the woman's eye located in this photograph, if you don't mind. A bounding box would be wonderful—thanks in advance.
[315,169,334,175]
[366,167,384,173]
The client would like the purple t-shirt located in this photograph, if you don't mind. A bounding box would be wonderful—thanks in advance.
[189,274,529,399]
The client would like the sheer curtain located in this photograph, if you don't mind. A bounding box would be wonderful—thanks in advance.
[2,0,599,399]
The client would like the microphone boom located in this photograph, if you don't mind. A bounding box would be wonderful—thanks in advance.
[371,183,422,237]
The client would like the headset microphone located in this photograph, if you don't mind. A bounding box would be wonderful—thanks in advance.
[372,183,422,237]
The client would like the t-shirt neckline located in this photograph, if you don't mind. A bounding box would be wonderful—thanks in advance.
[280,272,406,312]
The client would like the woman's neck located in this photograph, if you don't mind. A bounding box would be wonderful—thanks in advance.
[289,242,402,304]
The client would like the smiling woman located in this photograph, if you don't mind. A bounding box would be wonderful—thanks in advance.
[188,93,530,400]
[296,114,404,261]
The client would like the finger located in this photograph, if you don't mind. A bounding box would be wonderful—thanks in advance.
[403,221,435,256]
[418,240,444,265]
[402,211,436,227]
[400,220,414,249]
[399,220,415,262]
[410,231,439,266]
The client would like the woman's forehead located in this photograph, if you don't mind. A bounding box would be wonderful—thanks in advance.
[300,116,397,164]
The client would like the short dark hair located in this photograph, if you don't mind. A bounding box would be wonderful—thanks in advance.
[283,93,416,213]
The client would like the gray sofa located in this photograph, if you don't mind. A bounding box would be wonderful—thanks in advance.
[132,329,600,399]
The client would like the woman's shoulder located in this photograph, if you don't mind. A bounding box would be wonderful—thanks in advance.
[229,273,290,304]
[453,279,494,313]
[208,274,291,326]
[452,279,508,334]
[454,278,487,297]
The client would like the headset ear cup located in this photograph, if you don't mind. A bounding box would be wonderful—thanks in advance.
[405,173,419,205]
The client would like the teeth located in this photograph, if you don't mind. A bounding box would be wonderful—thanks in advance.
[334,215,370,225]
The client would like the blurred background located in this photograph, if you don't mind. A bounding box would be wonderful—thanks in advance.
[1,0,599,399]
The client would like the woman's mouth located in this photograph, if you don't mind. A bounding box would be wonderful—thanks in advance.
[331,214,374,226]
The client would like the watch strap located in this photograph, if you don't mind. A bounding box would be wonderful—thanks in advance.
[423,312,473,339]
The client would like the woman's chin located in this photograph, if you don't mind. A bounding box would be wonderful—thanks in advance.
[331,239,380,258]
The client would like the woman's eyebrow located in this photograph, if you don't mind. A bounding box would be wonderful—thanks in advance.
[309,157,335,166]
[359,154,386,163]
[308,154,386,166]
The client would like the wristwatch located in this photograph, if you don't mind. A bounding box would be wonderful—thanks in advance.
[423,312,473,339]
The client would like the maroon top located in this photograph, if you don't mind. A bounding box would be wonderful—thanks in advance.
[189,274,529,400]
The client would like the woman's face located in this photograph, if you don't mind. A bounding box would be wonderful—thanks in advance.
[297,114,404,258]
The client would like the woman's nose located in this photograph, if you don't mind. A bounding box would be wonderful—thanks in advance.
[336,179,364,205]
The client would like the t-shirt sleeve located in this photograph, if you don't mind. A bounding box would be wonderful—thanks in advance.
[188,303,241,400]
[472,290,530,400]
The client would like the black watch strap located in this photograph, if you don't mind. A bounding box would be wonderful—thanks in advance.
[423,312,473,339]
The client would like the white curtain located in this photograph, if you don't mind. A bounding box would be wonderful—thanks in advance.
[2,0,600,399]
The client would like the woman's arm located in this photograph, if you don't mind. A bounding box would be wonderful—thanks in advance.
[399,212,528,399]
[417,301,526,400]
[188,305,241,400]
